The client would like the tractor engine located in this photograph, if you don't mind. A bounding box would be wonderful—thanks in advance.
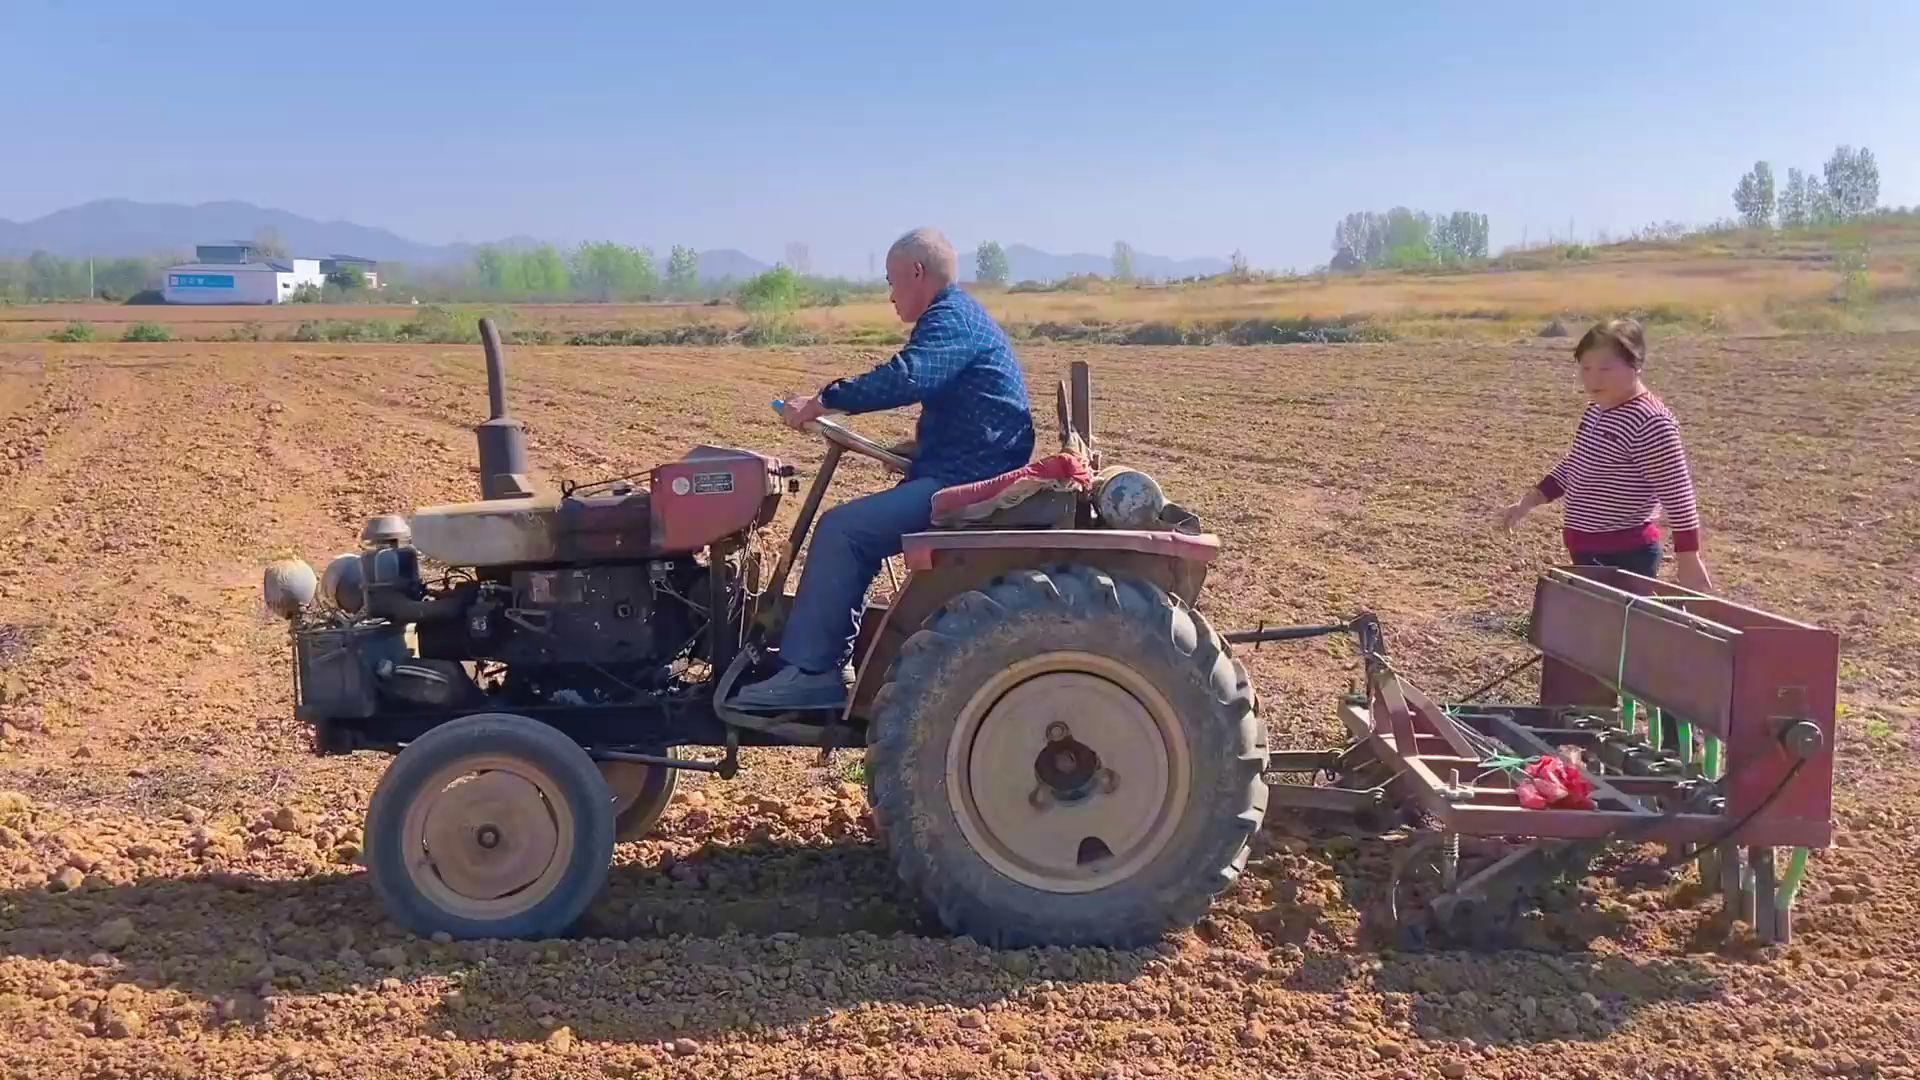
[267,319,784,732]
[303,513,720,715]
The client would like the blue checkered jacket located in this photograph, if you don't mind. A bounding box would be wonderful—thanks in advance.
[818,285,1035,486]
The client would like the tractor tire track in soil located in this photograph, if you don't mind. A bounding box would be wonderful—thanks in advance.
[0,337,1916,1079]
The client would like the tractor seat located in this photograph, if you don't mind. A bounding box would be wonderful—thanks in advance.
[930,453,1093,530]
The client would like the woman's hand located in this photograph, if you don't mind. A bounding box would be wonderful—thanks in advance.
[1500,490,1544,534]
[1675,551,1713,594]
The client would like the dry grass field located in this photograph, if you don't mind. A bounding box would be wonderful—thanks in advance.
[0,329,1916,1079]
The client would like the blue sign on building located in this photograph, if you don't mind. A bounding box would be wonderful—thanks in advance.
[169,273,236,288]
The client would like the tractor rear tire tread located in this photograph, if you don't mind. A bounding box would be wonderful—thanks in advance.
[867,564,1266,949]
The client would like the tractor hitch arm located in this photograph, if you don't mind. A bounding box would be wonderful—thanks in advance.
[1226,612,1378,649]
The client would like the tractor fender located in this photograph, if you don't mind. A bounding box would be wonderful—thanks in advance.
[844,529,1220,724]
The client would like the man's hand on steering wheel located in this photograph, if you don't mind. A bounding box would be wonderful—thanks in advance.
[776,394,914,474]
[778,395,828,432]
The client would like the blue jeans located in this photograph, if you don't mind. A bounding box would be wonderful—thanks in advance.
[1573,542,1662,578]
[778,477,943,674]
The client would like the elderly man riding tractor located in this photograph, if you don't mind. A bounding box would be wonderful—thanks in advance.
[265,228,1263,948]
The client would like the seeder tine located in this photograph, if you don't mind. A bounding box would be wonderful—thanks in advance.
[1752,846,1779,945]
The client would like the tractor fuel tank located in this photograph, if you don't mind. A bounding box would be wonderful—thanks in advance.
[650,446,783,553]
[408,446,782,567]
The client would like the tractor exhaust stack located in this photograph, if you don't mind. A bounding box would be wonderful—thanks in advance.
[475,317,534,500]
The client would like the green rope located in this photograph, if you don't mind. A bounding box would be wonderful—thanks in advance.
[1614,593,1694,732]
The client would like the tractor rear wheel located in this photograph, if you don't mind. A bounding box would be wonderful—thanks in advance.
[867,565,1267,948]
[600,749,681,843]
[364,712,614,940]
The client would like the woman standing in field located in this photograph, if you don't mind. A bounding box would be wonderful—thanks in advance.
[1500,318,1714,592]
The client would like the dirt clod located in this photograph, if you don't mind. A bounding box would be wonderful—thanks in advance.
[98,1008,144,1039]
[92,916,133,950]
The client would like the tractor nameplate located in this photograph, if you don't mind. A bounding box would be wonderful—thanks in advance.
[693,471,735,495]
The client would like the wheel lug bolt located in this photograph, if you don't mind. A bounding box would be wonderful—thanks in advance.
[1045,722,1070,743]
[1029,785,1054,809]
[1097,768,1119,794]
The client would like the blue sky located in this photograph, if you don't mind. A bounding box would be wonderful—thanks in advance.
[7,1,1917,274]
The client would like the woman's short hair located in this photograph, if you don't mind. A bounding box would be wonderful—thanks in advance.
[1575,318,1647,369]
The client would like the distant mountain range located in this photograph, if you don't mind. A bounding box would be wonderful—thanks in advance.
[0,199,1230,283]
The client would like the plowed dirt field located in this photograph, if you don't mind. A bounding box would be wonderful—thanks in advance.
[0,334,1916,1080]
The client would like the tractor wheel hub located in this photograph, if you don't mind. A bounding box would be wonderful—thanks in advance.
[947,653,1191,895]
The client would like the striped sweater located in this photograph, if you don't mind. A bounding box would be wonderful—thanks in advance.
[1537,393,1701,555]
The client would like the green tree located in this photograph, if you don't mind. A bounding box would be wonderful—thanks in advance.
[1332,212,1368,265]
[1455,212,1489,258]
[975,241,1009,286]
[571,241,658,301]
[1807,175,1837,226]
[1334,208,1483,268]
[1823,145,1880,221]
[1830,229,1872,308]
[1733,161,1776,228]
[92,257,165,301]
[1778,168,1812,229]
[666,245,700,297]
[472,247,508,295]
[26,252,84,299]
[520,245,570,298]
[326,265,370,291]
[1111,241,1135,282]
[737,266,800,313]
[737,266,801,343]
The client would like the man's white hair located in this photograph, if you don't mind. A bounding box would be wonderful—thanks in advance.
[887,227,957,285]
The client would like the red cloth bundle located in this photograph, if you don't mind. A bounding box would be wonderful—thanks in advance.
[1514,754,1596,811]
[929,453,1093,526]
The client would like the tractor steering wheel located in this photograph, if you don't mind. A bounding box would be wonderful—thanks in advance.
[772,401,913,474]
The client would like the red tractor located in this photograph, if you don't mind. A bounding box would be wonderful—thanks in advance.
[265,321,1265,946]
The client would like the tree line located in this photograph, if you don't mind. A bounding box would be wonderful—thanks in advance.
[972,240,1149,286]
[1733,145,1880,230]
[0,242,881,305]
[0,253,175,303]
[460,242,706,301]
[1329,209,1490,270]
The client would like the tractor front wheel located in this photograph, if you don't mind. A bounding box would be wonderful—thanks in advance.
[364,712,615,940]
[867,565,1267,948]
